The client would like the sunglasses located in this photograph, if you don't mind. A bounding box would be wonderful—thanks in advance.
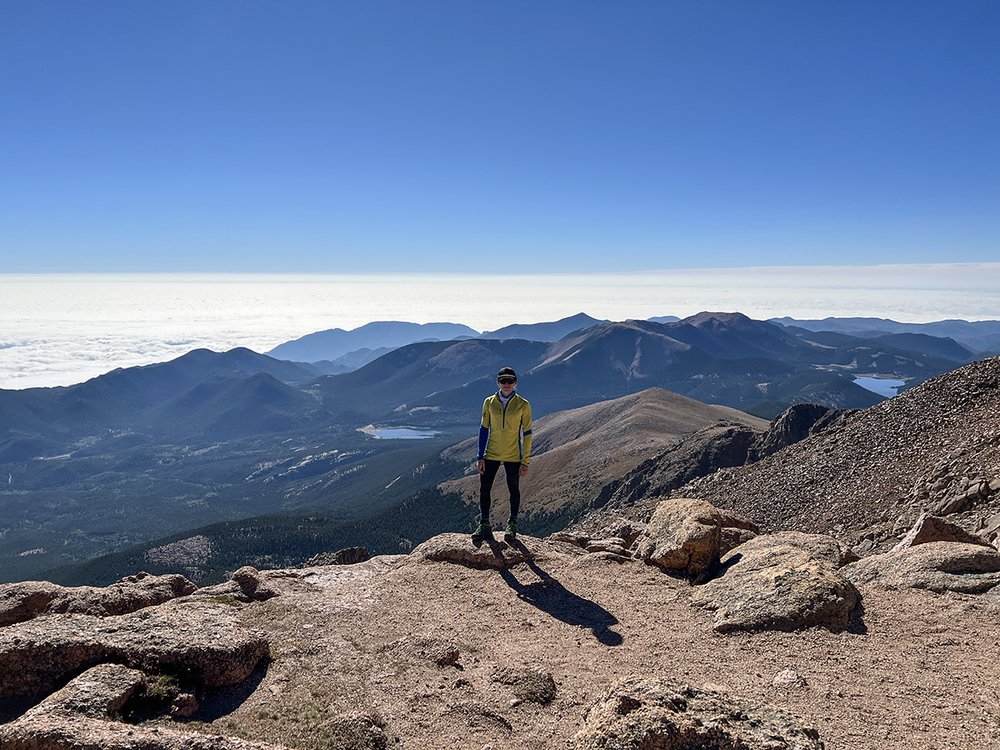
[497,377,516,385]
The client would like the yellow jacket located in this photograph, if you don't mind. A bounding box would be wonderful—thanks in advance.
[478,392,533,464]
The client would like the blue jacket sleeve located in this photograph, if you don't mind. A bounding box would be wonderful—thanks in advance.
[477,425,489,460]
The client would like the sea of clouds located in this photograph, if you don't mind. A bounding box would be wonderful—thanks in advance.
[2,264,998,390]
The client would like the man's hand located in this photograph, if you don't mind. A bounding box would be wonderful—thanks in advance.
[477,459,485,474]
[519,464,528,477]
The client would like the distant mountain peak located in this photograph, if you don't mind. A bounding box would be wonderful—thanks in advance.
[480,313,605,342]
[268,321,480,363]
[681,311,755,328]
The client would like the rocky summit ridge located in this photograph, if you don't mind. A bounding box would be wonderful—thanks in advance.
[675,355,1000,553]
[2,493,1000,748]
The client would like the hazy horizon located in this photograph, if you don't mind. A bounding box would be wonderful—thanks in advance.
[2,264,998,390]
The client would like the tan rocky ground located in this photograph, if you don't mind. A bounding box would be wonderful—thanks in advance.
[4,520,999,750]
[233,539,1000,750]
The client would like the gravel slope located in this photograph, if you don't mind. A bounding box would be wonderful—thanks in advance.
[677,357,1000,549]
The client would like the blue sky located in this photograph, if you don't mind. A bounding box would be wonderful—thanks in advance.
[2,1,998,273]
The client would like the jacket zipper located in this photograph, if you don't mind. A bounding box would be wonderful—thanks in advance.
[500,393,515,429]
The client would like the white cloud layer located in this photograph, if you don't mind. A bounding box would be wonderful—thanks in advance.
[2,265,998,390]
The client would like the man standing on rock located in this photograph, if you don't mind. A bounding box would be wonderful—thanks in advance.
[474,367,532,544]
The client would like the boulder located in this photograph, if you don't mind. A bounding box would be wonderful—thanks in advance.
[596,520,646,547]
[27,662,144,719]
[195,566,278,603]
[0,599,270,699]
[842,542,1000,594]
[0,663,286,749]
[732,531,858,568]
[491,667,558,705]
[892,513,994,551]
[0,573,197,627]
[691,538,859,633]
[388,634,462,667]
[979,513,1000,545]
[0,580,62,627]
[411,532,541,569]
[851,538,877,557]
[548,531,591,549]
[585,538,632,557]
[931,493,972,516]
[573,676,822,750]
[719,527,758,557]
[773,669,808,689]
[634,498,758,577]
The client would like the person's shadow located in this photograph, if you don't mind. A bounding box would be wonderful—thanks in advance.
[497,539,623,647]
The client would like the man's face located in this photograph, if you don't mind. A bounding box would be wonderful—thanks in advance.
[498,376,516,396]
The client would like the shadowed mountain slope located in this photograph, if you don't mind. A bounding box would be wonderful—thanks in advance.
[0,348,319,444]
[153,372,328,441]
[868,332,973,362]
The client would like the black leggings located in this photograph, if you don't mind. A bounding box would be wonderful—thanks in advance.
[480,460,521,521]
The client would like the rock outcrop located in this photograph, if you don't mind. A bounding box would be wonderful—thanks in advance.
[592,405,842,517]
[734,530,860,568]
[0,663,285,749]
[750,403,842,460]
[193,565,278,603]
[573,676,823,749]
[412,532,578,569]
[843,541,1000,593]
[634,498,758,577]
[891,513,994,551]
[978,511,1000,546]
[0,573,196,626]
[0,599,269,699]
[677,357,1000,544]
[691,533,860,633]
[597,425,762,512]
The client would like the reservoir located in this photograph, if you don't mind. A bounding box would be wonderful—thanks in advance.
[853,376,905,398]
[360,425,440,440]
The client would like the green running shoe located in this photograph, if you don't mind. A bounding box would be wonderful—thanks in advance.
[503,519,517,542]
[471,521,492,544]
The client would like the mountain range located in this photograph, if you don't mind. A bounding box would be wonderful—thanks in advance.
[316,311,968,424]
[262,313,997,373]
[771,316,1000,355]
[0,310,987,584]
